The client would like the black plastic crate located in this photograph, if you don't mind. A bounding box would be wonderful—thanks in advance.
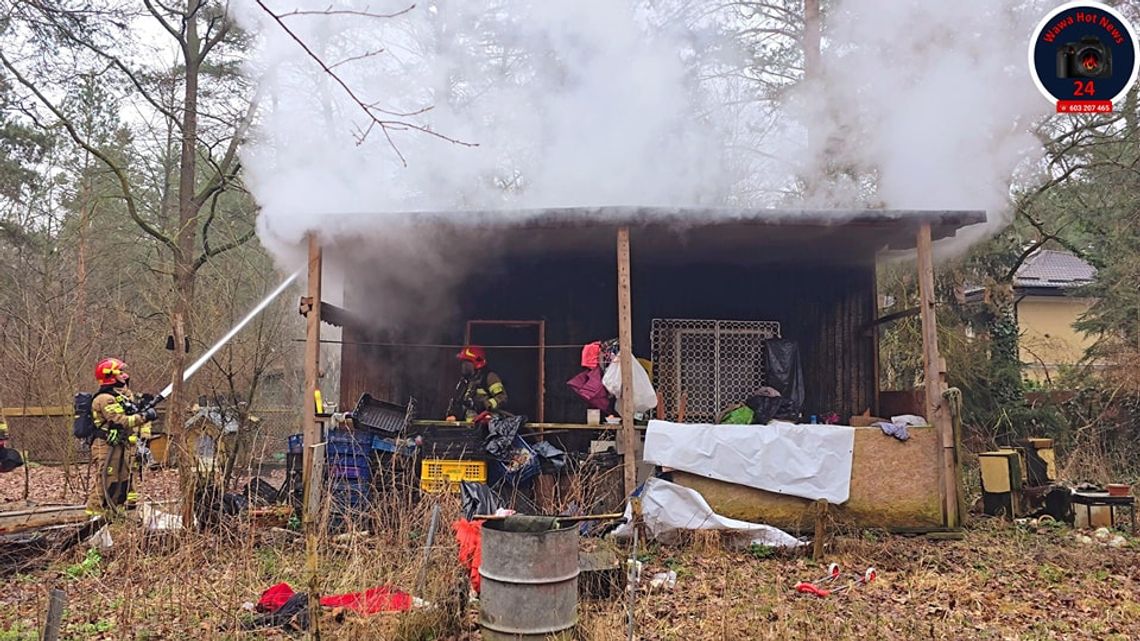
[351,394,415,435]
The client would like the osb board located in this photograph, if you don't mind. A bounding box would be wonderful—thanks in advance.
[672,426,943,531]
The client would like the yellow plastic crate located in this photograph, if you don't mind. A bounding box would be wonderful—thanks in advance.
[420,459,487,493]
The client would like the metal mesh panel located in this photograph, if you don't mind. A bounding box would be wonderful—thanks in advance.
[651,319,781,422]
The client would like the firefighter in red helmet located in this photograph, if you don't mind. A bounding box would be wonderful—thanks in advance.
[445,346,508,421]
[87,357,156,515]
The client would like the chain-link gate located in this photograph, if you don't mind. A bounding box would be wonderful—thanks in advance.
[651,319,781,422]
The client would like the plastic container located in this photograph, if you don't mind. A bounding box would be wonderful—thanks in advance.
[420,459,487,493]
[423,459,488,483]
[287,433,304,454]
[327,461,371,481]
[351,394,414,435]
[372,434,416,456]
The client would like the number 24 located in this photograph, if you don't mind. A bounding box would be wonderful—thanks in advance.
[1074,80,1096,97]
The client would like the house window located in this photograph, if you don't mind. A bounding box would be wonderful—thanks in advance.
[651,319,781,422]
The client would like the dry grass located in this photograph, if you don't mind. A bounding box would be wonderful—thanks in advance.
[2,511,1138,640]
[4,461,1140,640]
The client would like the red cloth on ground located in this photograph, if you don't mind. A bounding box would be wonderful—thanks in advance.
[452,519,484,593]
[321,586,412,614]
[257,583,295,613]
[256,582,412,615]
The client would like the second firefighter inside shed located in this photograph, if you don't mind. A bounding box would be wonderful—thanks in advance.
[446,346,508,421]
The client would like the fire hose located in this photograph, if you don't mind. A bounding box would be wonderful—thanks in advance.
[100,271,301,508]
[141,271,301,415]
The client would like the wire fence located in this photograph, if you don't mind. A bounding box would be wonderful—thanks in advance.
[3,407,301,469]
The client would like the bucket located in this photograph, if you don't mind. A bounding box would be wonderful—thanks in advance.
[479,519,579,640]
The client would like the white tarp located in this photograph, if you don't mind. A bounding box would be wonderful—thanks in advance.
[611,477,803,549]
[643,420,855,504]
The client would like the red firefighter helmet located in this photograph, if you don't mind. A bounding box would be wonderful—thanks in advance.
[456,346,487,369]
[95,357,129,386]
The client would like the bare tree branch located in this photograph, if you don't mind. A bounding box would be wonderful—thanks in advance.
[277,5,417,20]
[252,0,475,164]
[193,82,262,205]
[192,225,256,272]
[200,11,233,60]
[330,47,387,70]
[143,0,184,43]
[0,47,176,251]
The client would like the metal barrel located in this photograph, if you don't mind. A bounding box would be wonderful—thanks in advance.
[479,520,580,640]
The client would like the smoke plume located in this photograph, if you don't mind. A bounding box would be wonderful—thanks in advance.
[236,0,1052,316]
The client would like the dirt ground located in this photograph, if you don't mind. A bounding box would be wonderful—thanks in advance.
[1,484,1138,641]
[0,461,285,510]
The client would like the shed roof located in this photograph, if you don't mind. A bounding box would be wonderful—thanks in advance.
[1014,250,1096,291]
[318,207,986,266]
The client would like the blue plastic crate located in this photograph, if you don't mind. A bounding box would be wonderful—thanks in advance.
[488,436,541,487]
[327,462,371,481]
[326,429,370,453]
[372,434,416,456]
[329,479,371,509]
[327,448,371,464]
[287,433,304,454]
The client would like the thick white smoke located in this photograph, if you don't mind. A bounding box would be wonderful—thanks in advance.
[236,0,1052,283]
[237,1,745,256]
[786,0,1052,250]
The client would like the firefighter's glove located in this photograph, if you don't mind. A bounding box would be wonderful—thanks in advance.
[139,424,153,440]
[128,434,138,445]
[106,429,123,446]
[141,407,158,423]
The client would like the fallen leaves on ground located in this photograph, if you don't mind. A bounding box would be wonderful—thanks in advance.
[1,509,1138,640]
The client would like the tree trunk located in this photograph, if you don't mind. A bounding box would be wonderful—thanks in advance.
[175,0,203,527]
[801,0,823,198]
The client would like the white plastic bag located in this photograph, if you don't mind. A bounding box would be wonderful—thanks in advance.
[602,355,658,413]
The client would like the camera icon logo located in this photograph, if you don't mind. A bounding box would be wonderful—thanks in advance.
[1057,36,1112,79]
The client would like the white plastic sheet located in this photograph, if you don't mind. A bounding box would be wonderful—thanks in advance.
[602,356,657,413]
[643,420,855,504]
[611,478,803,549]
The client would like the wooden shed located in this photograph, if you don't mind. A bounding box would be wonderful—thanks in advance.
[297,207,984,530]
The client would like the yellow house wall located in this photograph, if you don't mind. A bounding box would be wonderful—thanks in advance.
[1017,295,1095,381]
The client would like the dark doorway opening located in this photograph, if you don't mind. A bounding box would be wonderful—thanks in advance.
[465,320,546,422]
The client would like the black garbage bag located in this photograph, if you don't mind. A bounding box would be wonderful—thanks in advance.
[484,415,526,461]
[745,394,783,425]
[532,441,567,474]
[246,591,311,631]
[243,477,282,506]
[461,482,503,520]
[764,339,804,417]
[0,447,24,473]
[222,493,249,516]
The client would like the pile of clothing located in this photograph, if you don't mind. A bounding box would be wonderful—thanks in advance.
[718,387,801,425]
[568,340,658,416]
[246,582,414,631]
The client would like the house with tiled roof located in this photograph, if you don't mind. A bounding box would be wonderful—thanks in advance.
[1013,250,1097,382]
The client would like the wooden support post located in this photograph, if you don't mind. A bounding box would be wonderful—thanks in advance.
[302,233,323,496]
[302,233,323,640]
[916,223,960,529]
[43,588,66,641]
[812,499,829,561]
[617,227,637,496]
